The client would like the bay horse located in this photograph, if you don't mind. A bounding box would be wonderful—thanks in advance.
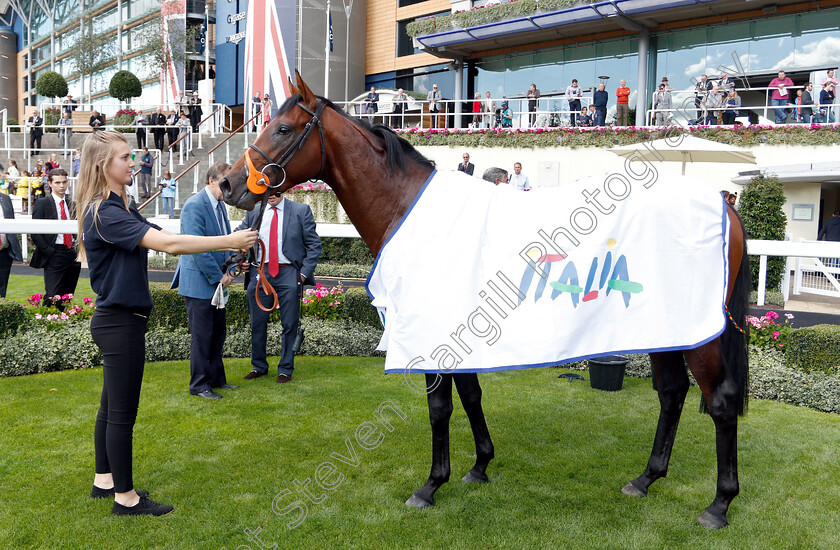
[220,73,750,529]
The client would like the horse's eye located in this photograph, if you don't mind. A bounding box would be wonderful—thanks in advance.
[277,125,291,135]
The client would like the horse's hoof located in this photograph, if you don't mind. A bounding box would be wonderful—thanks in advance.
[621,482,647,497]
[405,494,434,509]
[698,510,729,529]
[461,470,489,484]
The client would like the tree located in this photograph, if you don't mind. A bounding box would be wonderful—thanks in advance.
[133,21,198,104]
[738,175,787,292]
[64,9,118,103]
[109,71,143,103]
[35,71,68,100]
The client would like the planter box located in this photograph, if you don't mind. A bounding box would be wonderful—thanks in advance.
[588,355,629,392]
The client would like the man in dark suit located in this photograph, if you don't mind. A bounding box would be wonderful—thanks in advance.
[189,93,203,133]
[236,193,321,384]
[457,153,475,176]
[0,192,22,298]
[28,110,43,154]
[171,162,239,399]
[151,107,167,151]
[29,169,81,310]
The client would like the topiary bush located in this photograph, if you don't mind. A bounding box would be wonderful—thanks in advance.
[35,70,68,101]
[319,237,374,264]
[738,175,787,292]
[0,299,30,335]
[785,324,840,374]
[109,70,142,103]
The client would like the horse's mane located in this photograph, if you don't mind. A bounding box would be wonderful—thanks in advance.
[277,94,436,174]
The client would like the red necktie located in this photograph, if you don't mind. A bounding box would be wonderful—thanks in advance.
[268,206,279,277]
[59,200,72,248]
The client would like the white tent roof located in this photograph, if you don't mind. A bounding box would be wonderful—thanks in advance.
[608,135,756,175]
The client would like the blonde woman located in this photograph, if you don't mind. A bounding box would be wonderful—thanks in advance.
[78,131,256,516]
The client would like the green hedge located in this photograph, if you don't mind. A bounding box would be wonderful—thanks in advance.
[785,325,840,375]
[0,317,383,378]
[0,299,29,335]
[320,237,374,264]
[344,287,380,328]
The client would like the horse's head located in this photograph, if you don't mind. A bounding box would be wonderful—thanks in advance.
[221,72,326,210]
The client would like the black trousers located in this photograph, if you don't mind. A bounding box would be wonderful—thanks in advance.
[43,245,81,310]
[184,296,228,394]
[30,132,42,152]
[167,128,178,152]
[92,307,148,493]
[247,266,300,376]
[569,99,581,126]
[136,129,146,149]
[0,248,12,298]
[153,130,165,151]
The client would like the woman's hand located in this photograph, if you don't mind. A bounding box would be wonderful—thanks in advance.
[227,229,258,251]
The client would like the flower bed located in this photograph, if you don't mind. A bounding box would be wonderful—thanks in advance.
[397,125,840,149]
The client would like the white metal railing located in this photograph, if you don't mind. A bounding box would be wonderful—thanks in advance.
[791,239,840,299]
[750,239,840,306]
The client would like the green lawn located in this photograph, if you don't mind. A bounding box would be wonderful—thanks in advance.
[2,358,840,549]
[4,274,96,304]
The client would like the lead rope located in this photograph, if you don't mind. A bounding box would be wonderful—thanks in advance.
[252,237,280,313]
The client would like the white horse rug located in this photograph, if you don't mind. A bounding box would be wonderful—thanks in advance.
[366,169,730,374]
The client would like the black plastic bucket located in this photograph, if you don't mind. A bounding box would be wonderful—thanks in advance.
[588,355,629,392]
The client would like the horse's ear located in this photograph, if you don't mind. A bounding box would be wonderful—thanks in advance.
[288,77,300,96]
[295,70,317,105]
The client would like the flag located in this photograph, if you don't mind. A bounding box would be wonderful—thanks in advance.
[244,0,293,118]
[329,13,333,52]
[199,13,208,55]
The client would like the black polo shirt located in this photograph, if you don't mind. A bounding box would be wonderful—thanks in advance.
[84,192,161,312]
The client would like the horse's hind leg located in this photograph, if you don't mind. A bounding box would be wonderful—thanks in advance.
[406,373,453,509]
[453,373,495,483]
[623,351,690,497]
[685,340,740,529]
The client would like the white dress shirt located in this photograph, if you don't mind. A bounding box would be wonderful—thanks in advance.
[509,172,531,191]
[52,193,73,245]
[257,198,291,265]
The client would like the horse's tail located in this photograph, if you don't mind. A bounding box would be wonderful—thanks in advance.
[706,210,750,416]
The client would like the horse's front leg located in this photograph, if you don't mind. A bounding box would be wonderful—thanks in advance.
[406,373,453,509]
[453,373,494,483]
[623,351,689,497]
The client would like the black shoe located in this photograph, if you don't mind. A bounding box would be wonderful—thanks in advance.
[219,384,239,389]
[91,486,149,499]
[196,390,222,399]
[112,496,174,516]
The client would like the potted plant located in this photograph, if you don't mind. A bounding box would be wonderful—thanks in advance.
[587,354,629,391]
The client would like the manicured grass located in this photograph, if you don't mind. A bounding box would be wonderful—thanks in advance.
[5,274,96,304]
[2,358,840,549]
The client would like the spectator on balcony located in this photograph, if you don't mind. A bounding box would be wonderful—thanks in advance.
[717,72,734,93]
[151,107,167,152]
[723,89,741,125]
[818,211,840,242]
[483,91,496,128]
[565,79,583,127]
[471,93,483,129]
[62,94,77,115]
[615,79,631,126]
[457,153,475,176]
[177,112,192,154]
[58,112,73,150]
[166,109,179,152]
[660,76,672,92]
[28,109,43,154]
[799,83,814,124]
[190,92,203,133]
[133,111,147,149]
[818,82,836,124]
[427,84,442,128]
[393,88,408,128]
[693,74,713,125]
[654,84,672,126]
[820,69,839,88]
[592,83,608,126]
[704,84,723,125]
[578,107,592,127]
[364,86,379,120]
[500,101,512,128]
[509,162,530,191]
[768,70,794,124]
[526,83,540,127]
[89,110,105,132]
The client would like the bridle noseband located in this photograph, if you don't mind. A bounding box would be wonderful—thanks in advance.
[244,99,327,195]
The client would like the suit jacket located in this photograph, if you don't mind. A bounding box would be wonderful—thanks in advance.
[171,189,231,300]
[457,162,475,176]
[30,193,75,269]
[0,194,22,262]
[234,199,321,285]
[151,112,167,133]
[28,116,43,138]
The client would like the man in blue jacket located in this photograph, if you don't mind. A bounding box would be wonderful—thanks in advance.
[171,162,240,399]
[593,82,609,127]
[236,193,321,384]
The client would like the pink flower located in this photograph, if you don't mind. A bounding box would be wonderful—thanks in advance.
[784,313,794,320]
[35,314,42,319]
[84,297,92,305]
[772,331,780,339]
[765,311,779,320]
